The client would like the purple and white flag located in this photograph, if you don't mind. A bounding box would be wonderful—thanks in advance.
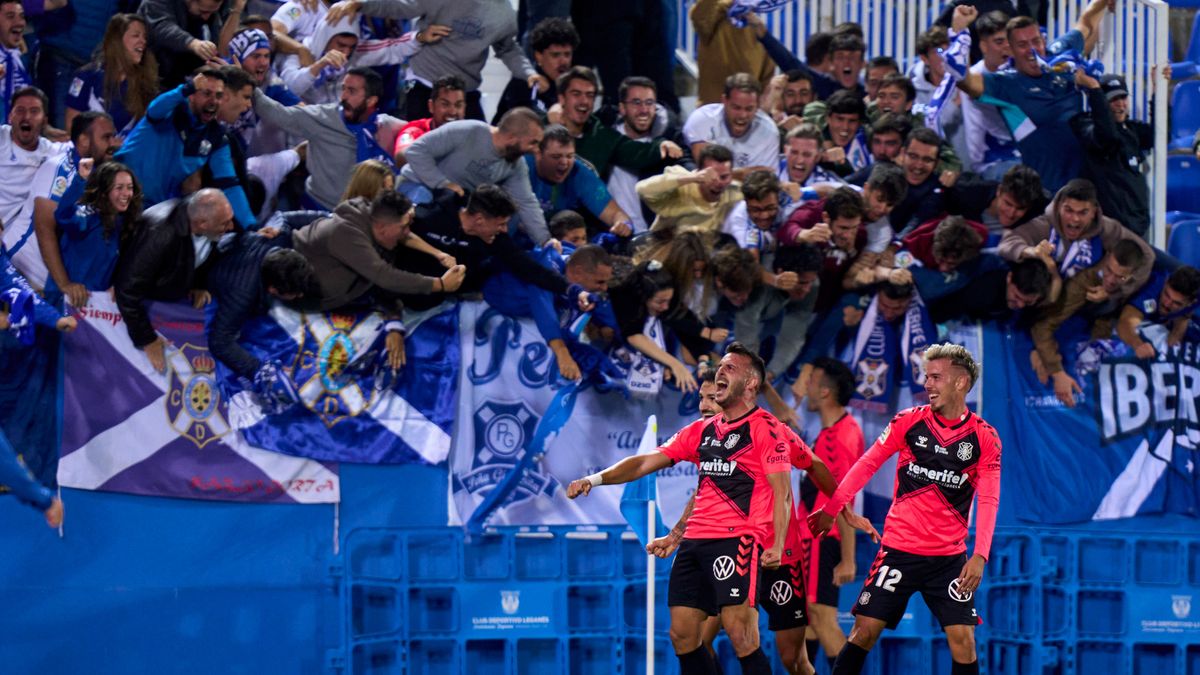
[56,295,339,504]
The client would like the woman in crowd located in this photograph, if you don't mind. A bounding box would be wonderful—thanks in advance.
[64,14,159,137]
[608,259,699,394]
[45,159,143,307]
[340,159,395,202]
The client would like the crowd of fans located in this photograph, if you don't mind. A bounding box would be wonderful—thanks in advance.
[0,0,1198,434]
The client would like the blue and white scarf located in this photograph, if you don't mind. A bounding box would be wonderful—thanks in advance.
[344,111,397,171]
[1,45,31,119]
[728,0,791,27]
[845,129,872,171]
[848,289,934,414]
[612,315,666,400]
[1048,226,1103,279]
[927,28,973,135]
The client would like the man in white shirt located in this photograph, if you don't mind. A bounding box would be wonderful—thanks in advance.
[606,76,683,233]
[683,72,779,179]
[2,111,116,293]
[960,10,1022,179]
[0,88,70,244]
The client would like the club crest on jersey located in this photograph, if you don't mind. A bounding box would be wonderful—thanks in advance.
[957,442,974,461]
[948,579,973,602]
[723,433,741,449]
[1143,298,1157,314]
[859,591,871,605]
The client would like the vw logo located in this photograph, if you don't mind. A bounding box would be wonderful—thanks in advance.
[948,579,973,602]
[712,555,735,581]
[769,580,793,605]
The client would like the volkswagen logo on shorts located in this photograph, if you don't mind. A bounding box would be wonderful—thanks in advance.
[712,555,735,581]
[859,591,871,606]
[769,580,793,605]
[948,578,973,602]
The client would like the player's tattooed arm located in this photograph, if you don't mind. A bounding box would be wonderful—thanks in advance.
[647,495,695,558]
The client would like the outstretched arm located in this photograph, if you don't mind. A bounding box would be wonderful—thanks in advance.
[1077,0,1114,56]
[566,451,673,498]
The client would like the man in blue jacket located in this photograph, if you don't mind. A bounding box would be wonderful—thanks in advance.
[114,67,258,229]
[206,231,318,382]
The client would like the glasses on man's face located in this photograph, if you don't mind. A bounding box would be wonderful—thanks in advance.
[624,98,656,109]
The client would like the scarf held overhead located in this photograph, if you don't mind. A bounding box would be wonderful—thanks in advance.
[848,289,935,414]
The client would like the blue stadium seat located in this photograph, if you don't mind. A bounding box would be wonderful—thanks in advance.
[1168,219,1200,266]
[1168,155,1200,214]
[1170,81,1200,150]
[1170,61,1200,81]
[1167,210,1200,225]
[1187,10,1200,65]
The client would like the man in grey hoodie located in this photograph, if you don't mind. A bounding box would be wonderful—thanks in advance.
[399,108,551,245]
[324,0,546,121]
[252,66,402,211]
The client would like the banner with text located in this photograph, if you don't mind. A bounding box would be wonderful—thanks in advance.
[448,303,700,529]
[984,322,1200,524]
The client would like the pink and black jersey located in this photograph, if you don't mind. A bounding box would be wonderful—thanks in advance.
[821,406,1001,559]
[775,426,817,564]
[658,407,793,542]
[799,413,864,543]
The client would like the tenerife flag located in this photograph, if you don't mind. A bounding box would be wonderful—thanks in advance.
[620,415,667,547]
[219,303,458,465]
[57,296,338,504]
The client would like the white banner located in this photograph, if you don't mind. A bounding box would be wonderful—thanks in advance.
[448,303,698,528]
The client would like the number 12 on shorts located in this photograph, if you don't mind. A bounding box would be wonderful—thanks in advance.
[874,565,902,592]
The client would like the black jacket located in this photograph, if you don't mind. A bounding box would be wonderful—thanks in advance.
[609,282,714,359]
[943,172,1049,229]
[934,0,1038,63]
[140,0,231,86]
[1071,87,1154,236]
[206,233,284,379]
[491,66,558,125]
[114,199,214,348]
[399,189,569,310]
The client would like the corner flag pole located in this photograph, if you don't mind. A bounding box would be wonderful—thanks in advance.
[647,497,656,675]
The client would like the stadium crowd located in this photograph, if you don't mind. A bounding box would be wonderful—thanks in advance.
[0,0,1198,671]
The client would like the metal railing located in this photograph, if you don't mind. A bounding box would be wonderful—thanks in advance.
[674,0,1170,246]
[1074,0,1170,246]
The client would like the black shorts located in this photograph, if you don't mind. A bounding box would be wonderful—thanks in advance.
[668,535,761,615]
[852,546,979,629]
[812,536,842,608]
[758,559,808,631]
